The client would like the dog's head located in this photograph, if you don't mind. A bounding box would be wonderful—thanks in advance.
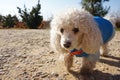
[50,8,103,54]
[58,23,83,50]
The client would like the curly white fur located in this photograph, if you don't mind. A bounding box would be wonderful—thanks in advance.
[50,8,105,76]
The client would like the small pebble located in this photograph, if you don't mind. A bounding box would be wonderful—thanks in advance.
[49,51,54,54]
[51,72,59,77]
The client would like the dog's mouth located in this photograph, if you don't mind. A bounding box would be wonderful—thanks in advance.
[62,44,80,52]
[62,44,72,51]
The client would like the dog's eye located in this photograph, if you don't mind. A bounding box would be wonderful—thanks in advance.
[60,28,64,33]
[72,28,79,34]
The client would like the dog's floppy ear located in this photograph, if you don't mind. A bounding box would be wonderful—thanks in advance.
[50,29,67,53]
[50,20,67,53]
[81,18,103,54]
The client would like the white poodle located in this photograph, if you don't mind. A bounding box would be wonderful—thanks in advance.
[50,8,115,76]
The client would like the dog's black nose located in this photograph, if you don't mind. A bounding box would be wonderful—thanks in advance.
[63,42,71,48]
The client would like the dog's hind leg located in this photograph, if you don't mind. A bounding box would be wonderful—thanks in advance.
[100,28,115,57]
[100,43,108,56]
[64,54,73,71]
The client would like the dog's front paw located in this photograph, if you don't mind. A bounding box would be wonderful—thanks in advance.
[64,54,73,71]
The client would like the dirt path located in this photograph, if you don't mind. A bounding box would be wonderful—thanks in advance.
[0,29,120,80]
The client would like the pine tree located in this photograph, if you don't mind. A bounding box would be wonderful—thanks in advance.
[0,14,3,22]
[17,0,43,29]
[81,0,110,17]
[2,14,18,28]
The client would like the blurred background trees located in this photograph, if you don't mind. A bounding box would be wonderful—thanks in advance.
[0,0,43,29]
[114,11,120,28]
[1,14,19,28]
[17,0,43,29]
[0,0,120,29]
[81,0,110,17]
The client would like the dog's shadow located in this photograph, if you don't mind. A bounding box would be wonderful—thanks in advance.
[69,70,120,80]
[99,55,120,68]
[69,55,120,80]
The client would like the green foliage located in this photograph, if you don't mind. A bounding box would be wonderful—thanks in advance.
[81,0,110,17]
[116,28,120,31]
[0,14,3,22]
[2,14,19,28]
[17,0,43,29]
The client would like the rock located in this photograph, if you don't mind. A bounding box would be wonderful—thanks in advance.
[51,72,59,77]
[41,72,49,78]
[34,72,49,78]
[4,54,10,57]
[49,51,54,54]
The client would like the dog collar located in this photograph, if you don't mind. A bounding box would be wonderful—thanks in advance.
[70,48,89,57]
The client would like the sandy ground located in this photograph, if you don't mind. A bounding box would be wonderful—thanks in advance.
[0,29,120,80]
